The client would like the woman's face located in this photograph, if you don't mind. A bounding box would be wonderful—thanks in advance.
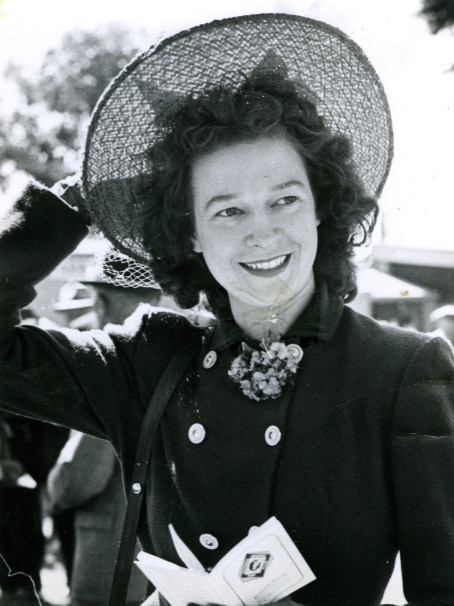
[191,135,320,311]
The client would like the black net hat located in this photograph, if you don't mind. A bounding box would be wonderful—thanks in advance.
[82,247,160,289]
[82,13,393,266]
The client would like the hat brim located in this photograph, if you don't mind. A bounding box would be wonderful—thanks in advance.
[430,306,454,322]
[53,298,94,311]
[82,13,393,266]
[81,279,160,291]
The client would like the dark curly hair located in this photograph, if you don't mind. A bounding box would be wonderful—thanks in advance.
[142,72,378,315]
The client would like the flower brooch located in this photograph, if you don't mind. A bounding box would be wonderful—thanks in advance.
[228,341,304,401]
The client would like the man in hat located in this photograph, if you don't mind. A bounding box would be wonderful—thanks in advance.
[52,282,96,329]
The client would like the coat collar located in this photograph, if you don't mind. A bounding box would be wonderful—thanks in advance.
[209,283,344,351]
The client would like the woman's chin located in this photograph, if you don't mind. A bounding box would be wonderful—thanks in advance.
[229,281,297,312]
[225,271,316,329]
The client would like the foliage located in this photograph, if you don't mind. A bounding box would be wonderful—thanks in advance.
[420,0,454,34]
[0,24,146,188]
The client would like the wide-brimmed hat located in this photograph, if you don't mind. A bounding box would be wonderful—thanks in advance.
[82,13,394,266]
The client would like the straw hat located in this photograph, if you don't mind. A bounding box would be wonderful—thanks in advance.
[82,13,393,266]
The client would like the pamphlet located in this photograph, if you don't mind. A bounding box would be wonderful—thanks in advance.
[135,516,316,606]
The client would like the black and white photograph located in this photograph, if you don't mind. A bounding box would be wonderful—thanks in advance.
[0,1,453,606]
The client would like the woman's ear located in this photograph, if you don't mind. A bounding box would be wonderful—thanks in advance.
[191,235,203,253]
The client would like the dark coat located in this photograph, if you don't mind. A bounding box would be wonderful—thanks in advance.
[1,184,454,606]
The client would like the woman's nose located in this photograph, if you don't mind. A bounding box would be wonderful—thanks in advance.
[244,212,279,247]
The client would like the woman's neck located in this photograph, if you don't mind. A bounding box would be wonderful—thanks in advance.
[229,275,316,342]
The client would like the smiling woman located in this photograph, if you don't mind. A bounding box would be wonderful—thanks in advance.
[1,12,454,606]
[190,136,319,339]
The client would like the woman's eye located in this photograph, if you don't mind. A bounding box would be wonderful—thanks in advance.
[216,207,243,218]
[274,196,299,207]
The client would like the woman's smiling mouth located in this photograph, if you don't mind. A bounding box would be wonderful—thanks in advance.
[240,254,290,276]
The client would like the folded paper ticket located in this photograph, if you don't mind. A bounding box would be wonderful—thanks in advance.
[135,516,316,606]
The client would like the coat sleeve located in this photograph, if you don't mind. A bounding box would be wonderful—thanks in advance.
[0,180,89,351]
[391,335,454,606]
[47,432,117,511]
[0,182,151,437]
[0,181,194,442]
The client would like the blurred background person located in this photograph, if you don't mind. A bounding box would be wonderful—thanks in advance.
[50,287,97,590]
[47,432,149,606]
[0,310,70,606]
[52,282,96,331]
[0,411,44,606]
[47,251,162,606]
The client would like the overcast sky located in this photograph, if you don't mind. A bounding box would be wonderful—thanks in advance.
[0,0,453,249]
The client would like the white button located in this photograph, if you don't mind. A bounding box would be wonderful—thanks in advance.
[203,351,217,369]
[132,482,142,495]
[265,425,281,446]
[199,533,219,550]
[287,344,304,363]
[188,423,206,444]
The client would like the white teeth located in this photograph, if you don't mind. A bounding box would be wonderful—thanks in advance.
[244,255,287,271]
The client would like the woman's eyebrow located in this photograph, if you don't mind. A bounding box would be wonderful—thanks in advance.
[203,179,306,209]
[272,180,305,191]
[205,193,237,209]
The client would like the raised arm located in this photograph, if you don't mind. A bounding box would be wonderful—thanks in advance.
[0,179,139,438]
[0,178,89,333]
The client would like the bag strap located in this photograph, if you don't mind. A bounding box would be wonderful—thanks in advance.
[0,416,12,460]
[108,332,201,606]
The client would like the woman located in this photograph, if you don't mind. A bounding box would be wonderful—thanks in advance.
[0,13,453,606]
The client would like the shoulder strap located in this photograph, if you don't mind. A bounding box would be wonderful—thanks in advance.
[108,331,201,606]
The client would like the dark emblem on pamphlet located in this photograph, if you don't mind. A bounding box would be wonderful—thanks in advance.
[239,552,273,581]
